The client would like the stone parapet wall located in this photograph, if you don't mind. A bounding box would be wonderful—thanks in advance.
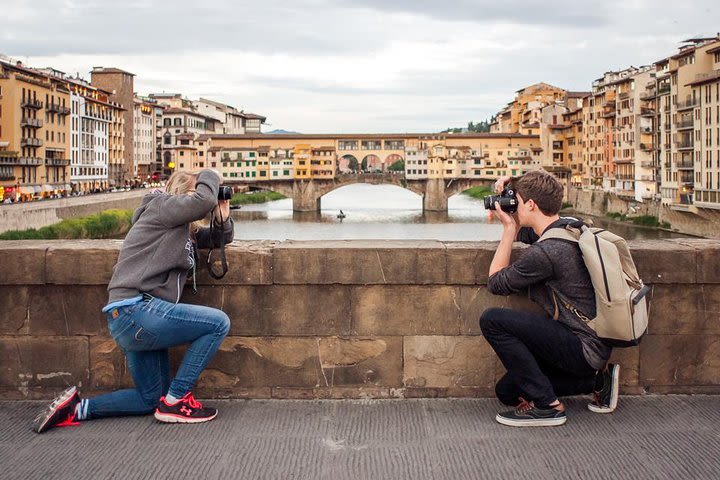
[1,239,719,400]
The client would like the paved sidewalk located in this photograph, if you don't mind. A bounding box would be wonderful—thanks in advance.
[1,396,719,479]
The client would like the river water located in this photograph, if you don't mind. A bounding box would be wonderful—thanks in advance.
[231,184,689,241]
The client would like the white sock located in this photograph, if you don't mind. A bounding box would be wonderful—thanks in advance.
[165,393,180,405]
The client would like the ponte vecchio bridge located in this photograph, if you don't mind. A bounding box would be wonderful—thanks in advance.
[188,132,540,211]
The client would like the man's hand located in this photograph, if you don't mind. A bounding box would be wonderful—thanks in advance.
[494,202,518,232]
[214,200,231,222]
[494,175,512,194]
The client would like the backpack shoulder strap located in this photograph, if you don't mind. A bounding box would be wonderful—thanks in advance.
[537,226,580,243]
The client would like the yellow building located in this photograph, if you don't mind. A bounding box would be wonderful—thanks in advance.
[293,144,312,178]
[0,59,71,201]
[310,147,335,178]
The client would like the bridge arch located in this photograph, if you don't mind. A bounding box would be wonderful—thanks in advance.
[338,154,358,174]
[361,155,382,172]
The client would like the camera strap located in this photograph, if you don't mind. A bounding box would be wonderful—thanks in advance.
[207,208,229,280]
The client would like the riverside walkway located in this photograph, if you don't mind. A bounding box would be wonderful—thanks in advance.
[1,396,718,479]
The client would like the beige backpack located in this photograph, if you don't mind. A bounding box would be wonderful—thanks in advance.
[538,223,650,347]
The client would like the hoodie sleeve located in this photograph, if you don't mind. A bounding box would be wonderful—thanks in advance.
[487,244,554,296]
[159,170,220,228]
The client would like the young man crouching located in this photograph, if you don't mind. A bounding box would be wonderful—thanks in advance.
[480,170,619,427]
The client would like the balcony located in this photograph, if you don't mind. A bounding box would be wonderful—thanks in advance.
[658,85,671,95]
[638,174,656,182]
[676,119,694,130]
[47,103,71,115]
[21,117,43,128]
[641,160,657,168]
[619,91,630,100]
[679,174,694,185]
[640,126,653,134]
[613,157,633,164]
[615,174,635,180]
[0,156,43,166]
[640,143,655,152]
[45,158,70,166]
[21,137,43,147]
[640,107,656,116]
[675,140,694,150]
[21,99,43,109]
[676,160,694,169]
[640,90,656,100]
[663,104,671,113]
[676,99,697,111]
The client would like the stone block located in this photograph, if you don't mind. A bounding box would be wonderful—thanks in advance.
[609,347,640,386]
[648,284,720,335]
[456,286,544,335]
[640,335,720,386]
[28,285,108,336]
[46,240,121,285]
[208,336,402,388]
[222,285,352,336]
[0,241,48,285]
[672,239,720,284]
[351,286,460,335]
[180,285,225,310]
[0,286,29,334]
[273,240,446,285]
[195,241,274,286]
[444,242,496,285]
[0,336,89,389]
[89,337,134,389]
[403,336,496,390]
[629,240,696,284]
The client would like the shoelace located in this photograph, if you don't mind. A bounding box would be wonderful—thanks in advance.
[55,412,80,428]
[184,393,203,410]
[516,398,535,415]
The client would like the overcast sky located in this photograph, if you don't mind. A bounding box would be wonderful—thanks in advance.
[3,0,719,133]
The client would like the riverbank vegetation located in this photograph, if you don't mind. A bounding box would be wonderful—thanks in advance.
[606,212,671,229]
[0,209,133,240]
[462,186,493,199]
[230,190,286,206]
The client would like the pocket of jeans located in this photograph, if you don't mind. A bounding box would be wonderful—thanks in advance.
[131,326,158,349]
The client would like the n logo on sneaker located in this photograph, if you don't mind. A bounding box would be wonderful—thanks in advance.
[180,406,192,416]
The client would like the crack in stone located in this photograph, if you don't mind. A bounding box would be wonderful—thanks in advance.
[317,338,330,387]
[375,251,387,283]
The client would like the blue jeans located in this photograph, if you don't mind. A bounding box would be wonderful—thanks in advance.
[87,295,230,419]
[479,308,597,407]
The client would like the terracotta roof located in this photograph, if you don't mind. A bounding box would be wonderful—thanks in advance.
[686,70,720,87]
[208,146,224,152]
[91,67,135,76]
[566,91,591,98]
[241,112,266,120]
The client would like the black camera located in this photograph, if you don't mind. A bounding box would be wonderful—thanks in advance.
[484,185,518,213]
[218,186,233,201]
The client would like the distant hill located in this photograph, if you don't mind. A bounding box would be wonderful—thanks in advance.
[265,129,300,134]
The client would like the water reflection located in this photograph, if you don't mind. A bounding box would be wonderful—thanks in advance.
[231,184,691,241]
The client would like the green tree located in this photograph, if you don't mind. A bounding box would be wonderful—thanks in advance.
[361,158,368,171]
[348,158,359,172]
[388,160,405,172]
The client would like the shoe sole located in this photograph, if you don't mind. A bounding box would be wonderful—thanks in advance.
[153,410,218,424]
[495,414,567,427]
[588,364,620,414]
[32,386,77,433]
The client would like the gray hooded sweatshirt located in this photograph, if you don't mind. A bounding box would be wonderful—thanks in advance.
[107,170,234,304]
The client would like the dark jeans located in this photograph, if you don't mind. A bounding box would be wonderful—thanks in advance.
[479,307,598,407]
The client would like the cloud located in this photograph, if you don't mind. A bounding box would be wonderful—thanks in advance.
[3,0,719,132]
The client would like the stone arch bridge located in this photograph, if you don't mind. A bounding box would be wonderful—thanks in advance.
[226,173,493,212]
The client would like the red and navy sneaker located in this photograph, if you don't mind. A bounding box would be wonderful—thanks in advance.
[154,392,217,424]
[32,386,80,433]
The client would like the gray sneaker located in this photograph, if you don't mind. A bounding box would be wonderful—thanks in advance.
[495,399,567,427]
[588,363,620,413]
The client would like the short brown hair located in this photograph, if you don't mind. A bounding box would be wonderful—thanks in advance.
[512,170,563,215]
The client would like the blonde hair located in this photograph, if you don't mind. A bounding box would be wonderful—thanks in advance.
[164,171,207,235]
[165,171,197,196]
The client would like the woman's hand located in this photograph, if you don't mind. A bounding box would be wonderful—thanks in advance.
[214,200,231,223]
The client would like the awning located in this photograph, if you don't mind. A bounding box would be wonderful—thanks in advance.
[20,186,34,195]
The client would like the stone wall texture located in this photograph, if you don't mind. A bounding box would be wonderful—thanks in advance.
[1,239,719,400]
